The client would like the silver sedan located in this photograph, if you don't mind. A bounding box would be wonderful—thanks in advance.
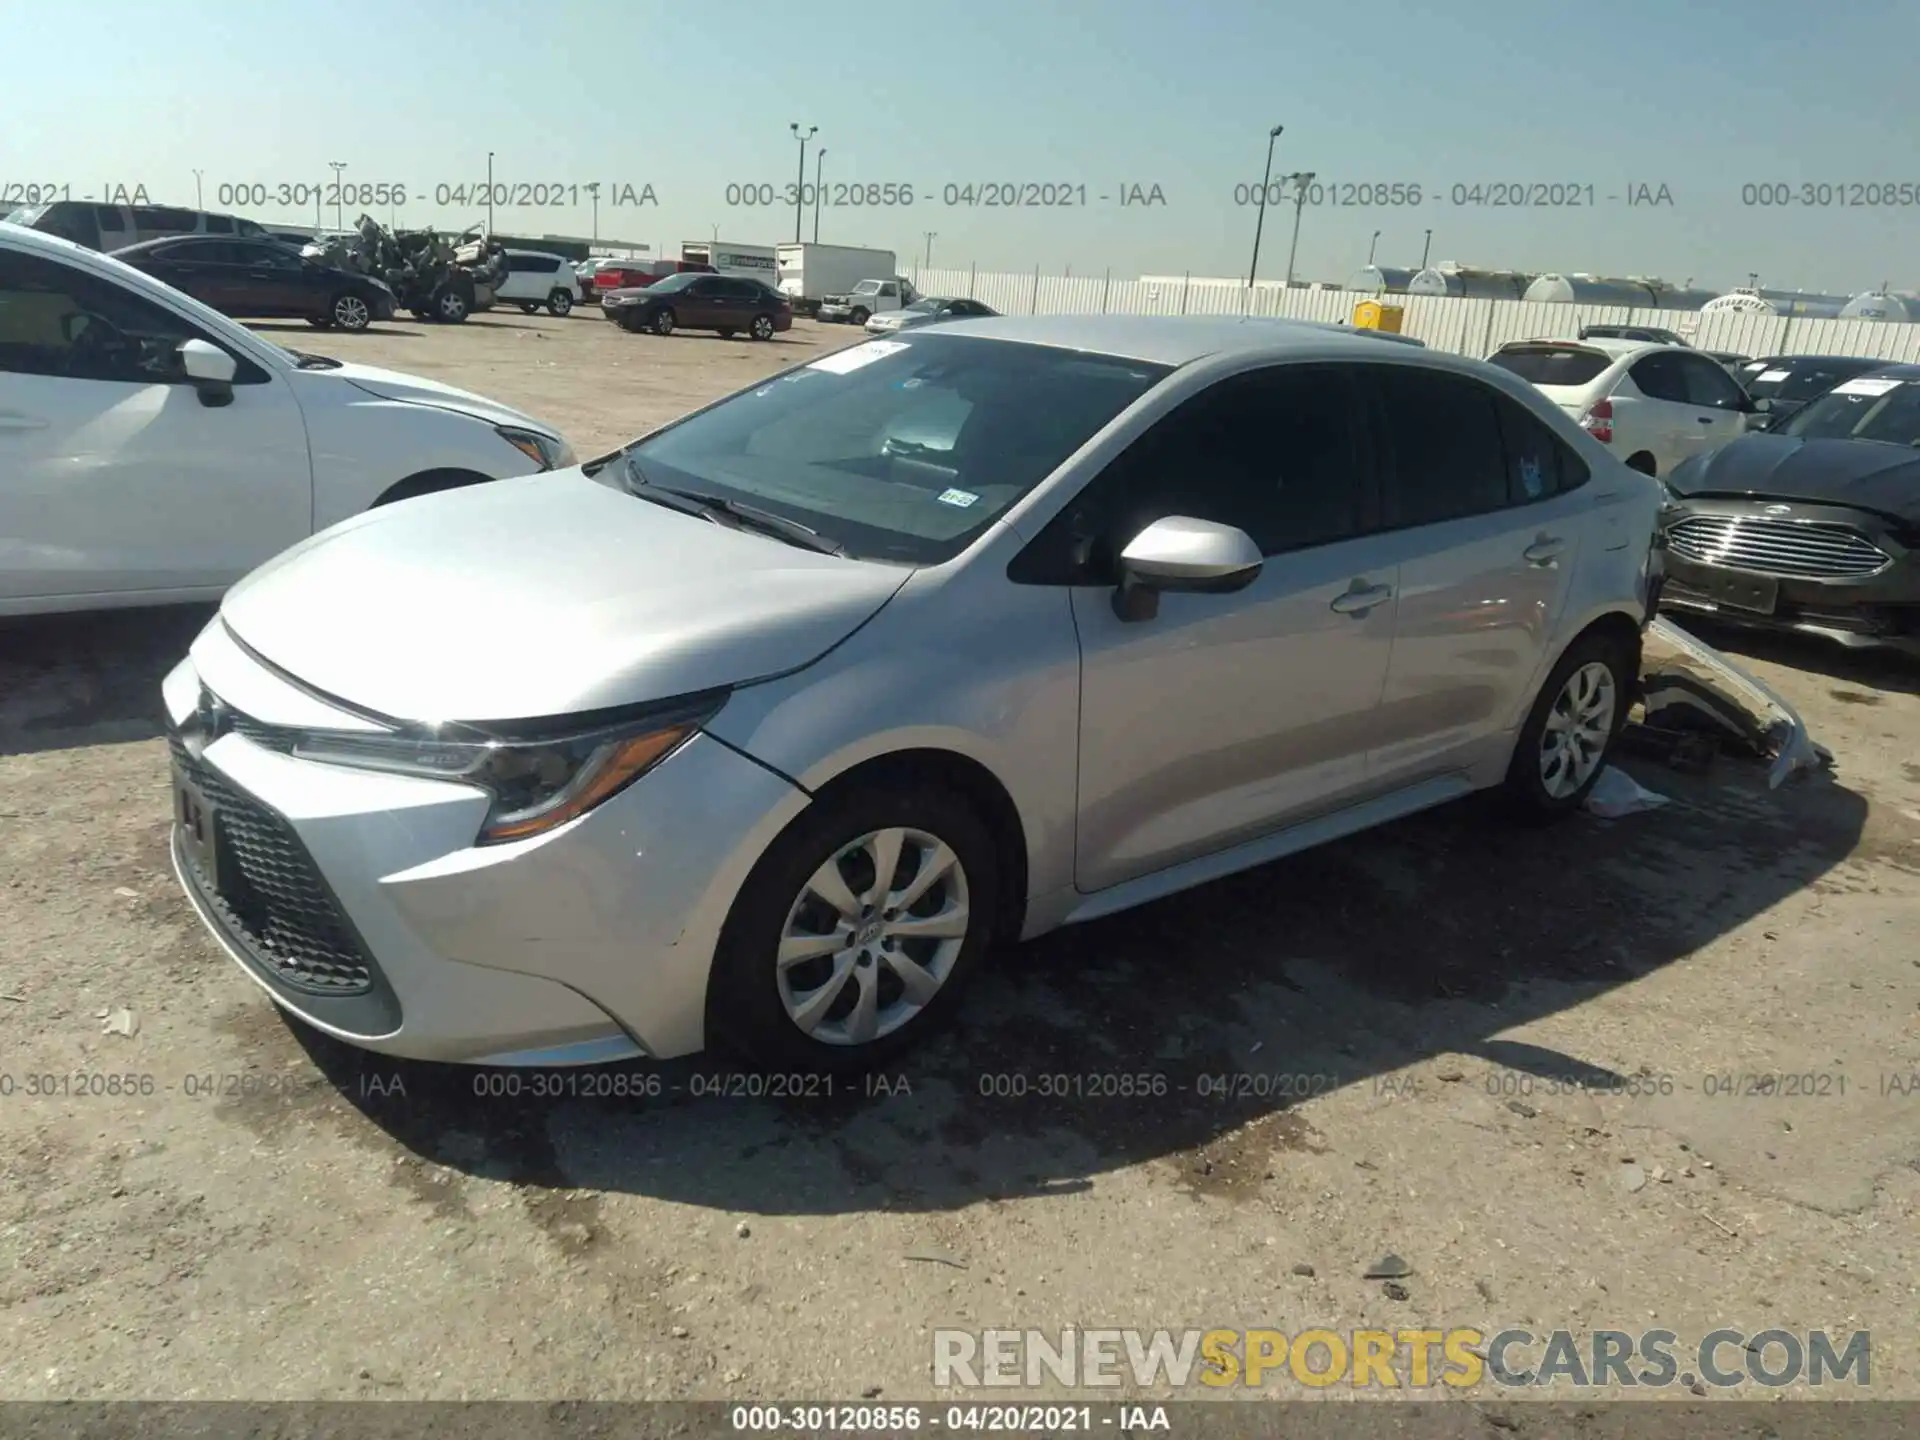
[163,316,1661,1072]
[865,296,999,336]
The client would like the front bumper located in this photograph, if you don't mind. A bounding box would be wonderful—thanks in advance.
[369,293,396,321]
[162,625,809,1063]
[817,304,854,322]
[1657,499,1920,653]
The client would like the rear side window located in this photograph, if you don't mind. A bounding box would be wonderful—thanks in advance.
[1491,392,1590,501]
[1628,352,1688,402]
[1372,366,1512,527]
[131,206,196,233]
[1487,345,1612,387]
[204,214,233,234]
[95,206,127,232]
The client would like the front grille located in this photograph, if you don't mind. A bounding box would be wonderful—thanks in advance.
[170,735,375,996]
[1666,515,1892,579]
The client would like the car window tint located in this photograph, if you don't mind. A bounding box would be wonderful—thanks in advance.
[1491,391,1589,500]
[1629,352,1689,402]
[95,205,127,231]
[0,249,204,383]
[1486,345,1611,386]
[1373,366,1511,526]
[204,214,233,234]
[1679,355,1748,409]
[1071,365,1365,571]
[131,205,196,233]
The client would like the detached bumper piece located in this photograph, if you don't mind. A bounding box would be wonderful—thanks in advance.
[1633,619,1830,788]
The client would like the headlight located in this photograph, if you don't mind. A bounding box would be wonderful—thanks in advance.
[290,693,725,844]
[497,425,575,471]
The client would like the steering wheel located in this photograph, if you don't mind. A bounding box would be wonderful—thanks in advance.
[61,309,133,376]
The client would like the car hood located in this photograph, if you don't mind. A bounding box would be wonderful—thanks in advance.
[1669,433,1920,524]
[304,359,555,434]
[219,470,911,723]
[600,286,652,301]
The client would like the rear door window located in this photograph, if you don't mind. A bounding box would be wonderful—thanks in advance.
[1491,392,1590,501]
[1371,365,1513,527]
[1487,345,1612,387]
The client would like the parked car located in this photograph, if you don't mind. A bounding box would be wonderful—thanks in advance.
[493,250,582,317]
[1658,365,1920,654]
[160,316,1661,1071]
[591,258,714,297]
[1730,354,1892,430]
[1579,323,1690,347]
[1705,350,1750,371]
[111,234,396,332]
[0,221,572,615]
[601,272,791,339]
[865,296,999,335]
[3,199,272,252]
[1487,338,1763,477]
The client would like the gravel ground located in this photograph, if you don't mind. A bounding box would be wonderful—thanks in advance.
[1,309,1916,1405]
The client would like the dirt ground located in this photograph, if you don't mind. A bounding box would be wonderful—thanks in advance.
[1,309,1916,1407]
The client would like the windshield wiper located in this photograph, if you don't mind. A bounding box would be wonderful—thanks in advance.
[624,458,846,556]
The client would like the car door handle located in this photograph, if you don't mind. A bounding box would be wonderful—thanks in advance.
[1696,416,1716,424]
[0,412,49,431]
[1523,536,1567,565]
[1329,583,1394,615]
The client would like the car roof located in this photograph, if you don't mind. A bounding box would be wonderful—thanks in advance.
[1503,336,1674,360]
[928,314,1461,367]
[1742,354,1892,368]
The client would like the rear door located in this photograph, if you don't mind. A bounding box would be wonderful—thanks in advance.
[1358,364,1589,787]
[680,276,727,328]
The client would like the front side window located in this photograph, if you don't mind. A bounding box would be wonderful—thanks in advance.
[624,333,1168,565]
[0,249,215,383]
[1371,366,1512,527]
[1629,352,1689,403]
[1679,355,1749,410]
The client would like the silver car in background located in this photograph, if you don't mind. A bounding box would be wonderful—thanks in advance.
[865,296,1000,336]
[163,317,1662,1072]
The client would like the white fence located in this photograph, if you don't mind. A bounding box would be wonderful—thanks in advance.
[900,265,1920,364]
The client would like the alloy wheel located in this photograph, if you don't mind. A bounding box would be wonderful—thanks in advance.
[1539,660,1616,798]
[776,827,970,1047]
[750,314,774,340]
[333,295,370,331]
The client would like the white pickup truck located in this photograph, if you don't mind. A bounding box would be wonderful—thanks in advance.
[818,276,919,325]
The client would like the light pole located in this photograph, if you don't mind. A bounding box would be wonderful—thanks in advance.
[789,124,816,243]
[486,151,495,235]
[1246,123,1284,288]
[1367,229,1381,266]
[328,162,347,231]
[586,182,600,244]
[1281,171,1315,287]
[1421,228,1433,268]
[813,148,827,242]
[192,169,204,208]
[924,231,937,268]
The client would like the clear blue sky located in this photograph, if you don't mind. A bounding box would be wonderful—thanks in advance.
[7,0,1917,293]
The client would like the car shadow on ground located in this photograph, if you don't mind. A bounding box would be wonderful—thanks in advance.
[1667,615,1920,699]
[243,322,423,338]
[277,748,1871,1217]
[0,604,212,756]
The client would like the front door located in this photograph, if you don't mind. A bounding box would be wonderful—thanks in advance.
[1047,363,1395,892]
[0,247,311,601]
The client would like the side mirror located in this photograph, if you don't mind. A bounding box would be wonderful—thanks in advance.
[1111,516,1263,623]
[179,338,237,407]
[1753,397,1772,412]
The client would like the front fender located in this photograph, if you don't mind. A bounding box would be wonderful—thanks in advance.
[298,397,542,530]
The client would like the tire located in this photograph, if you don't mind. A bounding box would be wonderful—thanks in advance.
[1500,631,1633,822]
[547,289,573,317]
[849,307,871,326]
[331,292,372,332]
[706,782,998,1072]
[434,285,470,323]
[749,313,775,341]
[651,307,676,336]
[518,303,539,315]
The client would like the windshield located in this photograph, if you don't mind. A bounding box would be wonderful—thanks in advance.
[5,204,47,226]
[623,332,1168,565]
[852,280,882,294]
[1487,345,1613,386]
[644,272,697,293]
[1775,375,1920,444]
[902,298,943,314]
[1740,359,1883,404]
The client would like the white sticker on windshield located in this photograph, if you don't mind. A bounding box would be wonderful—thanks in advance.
[1831,376,1901,397]
[1755,369,1790,383]
[807,340,909,375]
[937,488,980,508]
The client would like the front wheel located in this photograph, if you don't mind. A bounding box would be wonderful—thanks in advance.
[547,290,573,316]
[331,292,372,332]
[434,285,470,323]
[849,307,871,326]
[749,313,775,341]
[1501,632,1632,822]
[651,307,676,336]
[707,785,998,1072]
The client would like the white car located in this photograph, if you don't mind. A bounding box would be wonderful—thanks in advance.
[1487,338,1763,478]
[494,250,582,317]
[0,222,574,616]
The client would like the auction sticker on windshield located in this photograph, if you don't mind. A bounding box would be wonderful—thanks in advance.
[1754,368,1790,382]
[1832,376,1903,397]
[808,340,910,375]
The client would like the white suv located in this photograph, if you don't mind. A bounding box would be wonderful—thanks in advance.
[1488,338,1762,477]
[0,222,573,615]
[494,250,582,316]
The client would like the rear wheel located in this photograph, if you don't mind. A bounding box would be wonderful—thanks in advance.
[331,293,372,332]
[547,289,573,316]
[651,307,676,336]
[749,313,775,341]
[707,784,997,1072]
[1501,631,1631,822]
[518,302,540,315]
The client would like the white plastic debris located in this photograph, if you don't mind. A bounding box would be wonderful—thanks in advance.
[1643,619,1827,788]
[100,1007,138,1038]
[1585,766,1671,818]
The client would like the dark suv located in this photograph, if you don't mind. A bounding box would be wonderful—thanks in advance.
[601,272,792,339]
